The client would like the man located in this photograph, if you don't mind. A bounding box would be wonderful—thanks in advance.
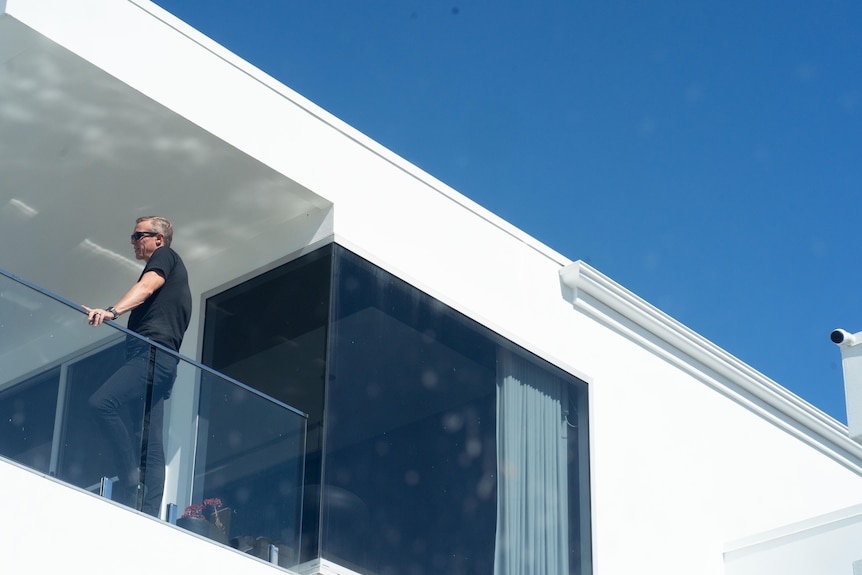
[85,216,191,517]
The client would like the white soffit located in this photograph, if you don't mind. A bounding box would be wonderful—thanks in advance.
[0,7,332,352]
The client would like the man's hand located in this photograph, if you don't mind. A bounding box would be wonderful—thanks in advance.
[84,306,111,327]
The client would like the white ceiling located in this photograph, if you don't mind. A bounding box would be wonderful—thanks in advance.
[0,15,331,360]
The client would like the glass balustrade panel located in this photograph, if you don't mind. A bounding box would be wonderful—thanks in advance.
[0,269,308,569]
[188,365,307,568]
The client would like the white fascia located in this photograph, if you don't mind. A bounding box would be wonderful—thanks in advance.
[560,260,862,474]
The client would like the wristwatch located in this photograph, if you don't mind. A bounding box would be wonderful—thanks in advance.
[106,306,119,320]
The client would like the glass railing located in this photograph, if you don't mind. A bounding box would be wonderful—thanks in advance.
[0,268,307,569]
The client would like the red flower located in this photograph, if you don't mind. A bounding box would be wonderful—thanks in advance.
[181,498,223,520]
[180,497,227,534]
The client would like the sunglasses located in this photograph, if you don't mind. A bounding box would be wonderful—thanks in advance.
[131,231,159,241]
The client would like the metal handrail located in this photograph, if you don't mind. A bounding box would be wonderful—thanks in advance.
[0,267,307,418]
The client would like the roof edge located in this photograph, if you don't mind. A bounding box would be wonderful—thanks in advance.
[560,260,862,473]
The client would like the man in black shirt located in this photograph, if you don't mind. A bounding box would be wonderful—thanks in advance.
[86,216,191,516]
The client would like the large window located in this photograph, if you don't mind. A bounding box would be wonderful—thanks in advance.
[202,244,591,574]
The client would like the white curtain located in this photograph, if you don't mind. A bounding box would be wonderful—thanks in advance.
[494,349,569,575]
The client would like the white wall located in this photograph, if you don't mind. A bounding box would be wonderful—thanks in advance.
[0,458,286,575]
[563,287,862,574]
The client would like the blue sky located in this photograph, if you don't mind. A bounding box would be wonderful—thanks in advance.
[153,0,861,423]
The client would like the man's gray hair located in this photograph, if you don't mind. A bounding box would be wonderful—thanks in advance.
[137,216,174,247]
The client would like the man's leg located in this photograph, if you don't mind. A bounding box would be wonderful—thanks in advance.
[140,395,166,517]
[140,352,179,517]
[88,356,147,499]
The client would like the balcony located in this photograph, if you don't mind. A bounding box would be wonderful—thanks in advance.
[0,267,308,571]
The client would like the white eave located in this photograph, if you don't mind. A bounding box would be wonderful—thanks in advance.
[561,260,862,474]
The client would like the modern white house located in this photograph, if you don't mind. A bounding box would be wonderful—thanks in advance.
[2,1,862,574]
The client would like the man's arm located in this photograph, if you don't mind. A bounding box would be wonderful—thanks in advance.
[85,270,165,326]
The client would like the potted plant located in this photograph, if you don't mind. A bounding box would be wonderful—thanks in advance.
[177,497,230,543]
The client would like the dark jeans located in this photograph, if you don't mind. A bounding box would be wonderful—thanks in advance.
[88,338,178,516]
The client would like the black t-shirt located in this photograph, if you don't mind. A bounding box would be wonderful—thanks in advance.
[127,246,191,352]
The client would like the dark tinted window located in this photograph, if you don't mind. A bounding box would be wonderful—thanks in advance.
[322,246,590,574]
[201,243,591,573]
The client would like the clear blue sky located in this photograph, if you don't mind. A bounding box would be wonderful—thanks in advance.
[153,0,861,423]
